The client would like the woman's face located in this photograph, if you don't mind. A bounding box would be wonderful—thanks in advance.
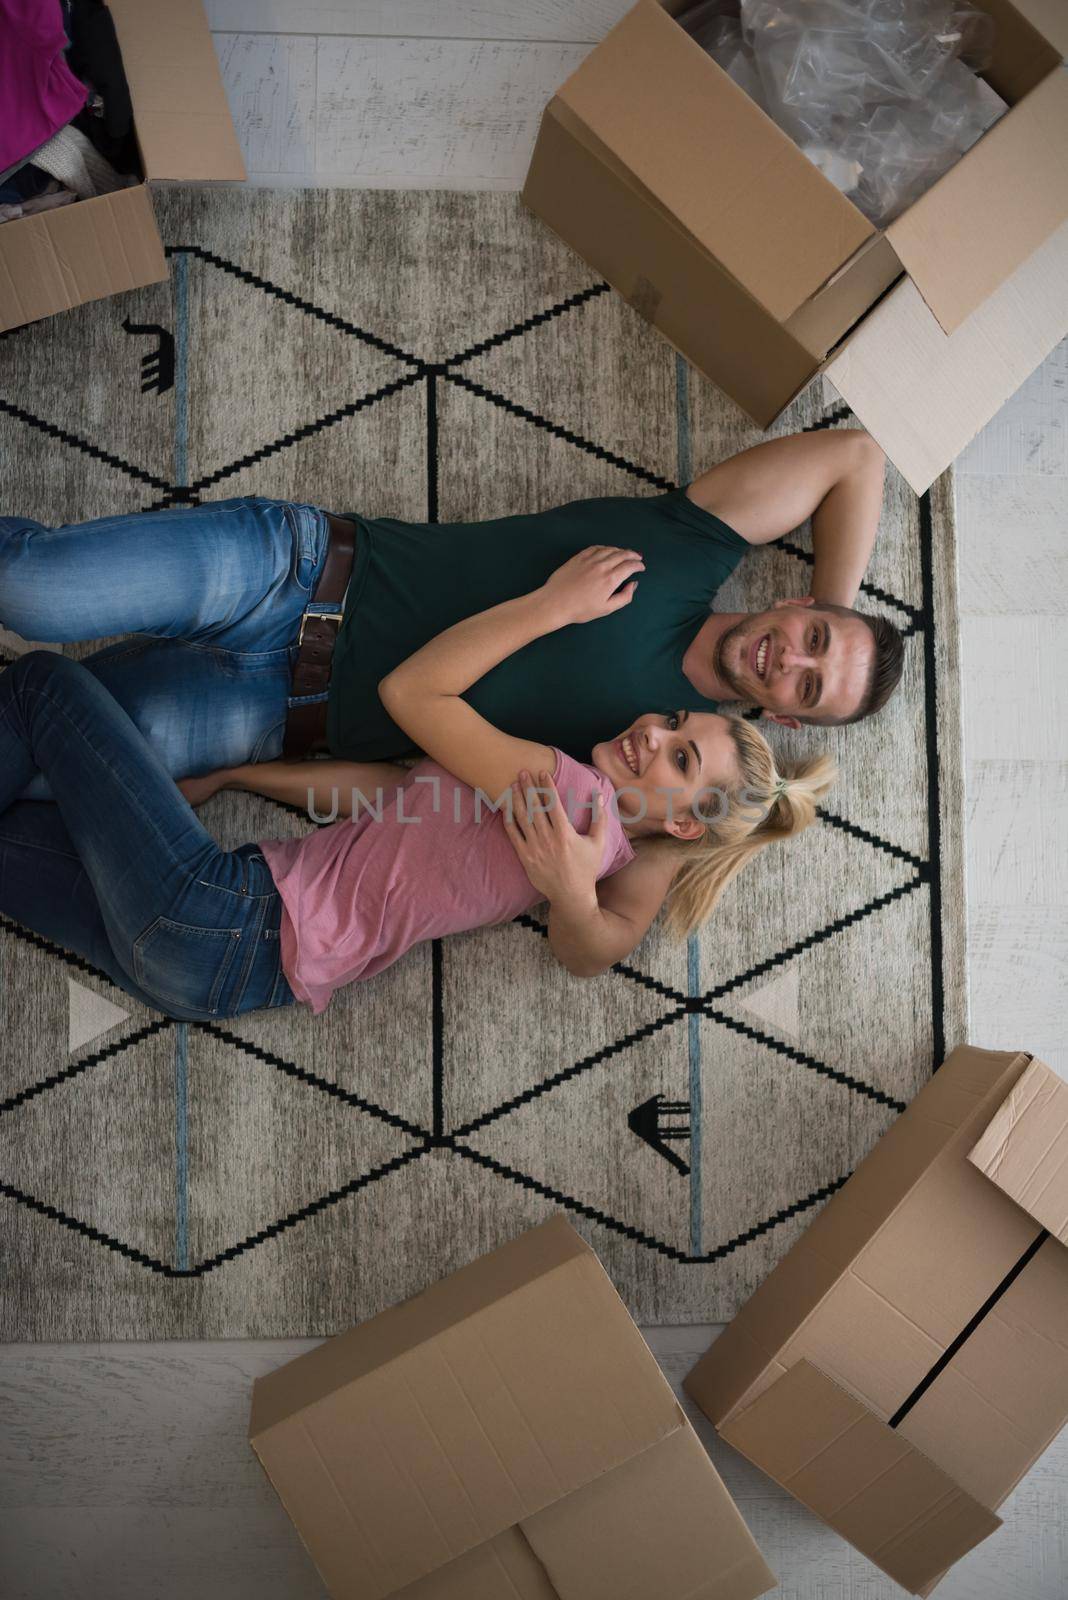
[591,710,743,838]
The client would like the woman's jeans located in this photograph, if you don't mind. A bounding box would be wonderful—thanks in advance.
[0,495,335,802]
[0,650,297,1020]
[0,495,337,1019]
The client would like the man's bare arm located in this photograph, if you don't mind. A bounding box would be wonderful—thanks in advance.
[685,429,886,607]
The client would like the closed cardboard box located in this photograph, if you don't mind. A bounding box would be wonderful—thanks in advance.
[523,1,1068,491]
[0,0,245,333]
[250,1215,776,1600]
[684,1045,1068,1595]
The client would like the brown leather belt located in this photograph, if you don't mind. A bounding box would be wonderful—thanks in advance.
[282,511,357,760]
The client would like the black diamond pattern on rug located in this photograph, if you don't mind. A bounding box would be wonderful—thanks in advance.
[0,190,963,1335]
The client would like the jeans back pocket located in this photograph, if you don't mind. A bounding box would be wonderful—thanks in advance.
[133,916,243,1016]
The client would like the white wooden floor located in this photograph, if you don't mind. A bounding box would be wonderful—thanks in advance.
[2,1327,1065,1600]
[1,5,1065,1597]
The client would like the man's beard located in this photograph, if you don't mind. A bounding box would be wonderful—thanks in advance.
[713,618,751,699]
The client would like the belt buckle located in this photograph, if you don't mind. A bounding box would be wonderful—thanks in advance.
[298,608,344,647]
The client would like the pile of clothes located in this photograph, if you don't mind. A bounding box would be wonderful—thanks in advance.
[0,0,139,225]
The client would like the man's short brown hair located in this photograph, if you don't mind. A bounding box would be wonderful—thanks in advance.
[801,605,905,726]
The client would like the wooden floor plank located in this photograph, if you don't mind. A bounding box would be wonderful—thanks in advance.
[205,0,632,44]
[962,617,1067,763]
[957,475,1068,617]
[965,761,1068,908]
[213,32,587,184]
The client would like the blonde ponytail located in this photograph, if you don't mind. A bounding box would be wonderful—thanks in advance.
[662,718,836,939]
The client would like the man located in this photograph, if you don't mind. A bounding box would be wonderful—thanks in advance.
[1,429,900,805]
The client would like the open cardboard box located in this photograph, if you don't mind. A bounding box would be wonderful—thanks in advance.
[0,0,245,333]
[522,0,1068,492]
[250,1215,776,1600]
[684,1045,1068,1595]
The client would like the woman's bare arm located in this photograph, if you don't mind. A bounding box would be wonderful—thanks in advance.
[379,547,643,801]
[180,759,410,819]
[547,841,679,976]
[501,777,679,977]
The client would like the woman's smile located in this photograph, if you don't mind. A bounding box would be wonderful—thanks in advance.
[617,732,641,776]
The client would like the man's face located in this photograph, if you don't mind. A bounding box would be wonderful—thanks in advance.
[714,598,874,727]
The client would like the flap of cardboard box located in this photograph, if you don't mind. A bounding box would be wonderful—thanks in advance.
[391,1527,560,1599]
[521,1425,776,1600]
[968,1056,1068,1244]
[886,65,1068,335]
[387,1429,776,1600]
[1011,0,1068,56]
[250,1218,685,1600]
[250,1215,593,1436]
[109,0,246,182]
[554,0,871,324]
[721,1361,1001,1595]
[0,185,168,331]
[824,215,1068,493]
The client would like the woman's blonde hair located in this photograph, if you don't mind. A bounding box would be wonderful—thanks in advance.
[661,716,836,939]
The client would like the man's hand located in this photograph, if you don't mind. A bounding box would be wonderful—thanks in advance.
[502,769,607,904]
[177,769,233,808]
[539,545,644,628]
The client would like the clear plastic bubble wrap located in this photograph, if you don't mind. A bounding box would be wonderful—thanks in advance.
[676,0,1008,225]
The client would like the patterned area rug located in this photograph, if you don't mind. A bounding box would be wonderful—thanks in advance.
[0,189,965,1338]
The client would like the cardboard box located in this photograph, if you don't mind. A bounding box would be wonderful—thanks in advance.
[0,0,245,332]
[683,1046,1068,1595]
[250,1215,776,1600]
[522,1,1068,492]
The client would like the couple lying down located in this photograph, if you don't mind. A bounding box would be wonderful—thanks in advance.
[0,543,832,1020]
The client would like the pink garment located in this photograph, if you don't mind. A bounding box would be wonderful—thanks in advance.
[259,748,635,1015]
[1,0,89,173]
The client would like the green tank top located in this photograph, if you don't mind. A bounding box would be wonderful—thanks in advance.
[326,489,748,763]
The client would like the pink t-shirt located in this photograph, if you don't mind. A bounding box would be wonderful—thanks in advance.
[258,748,635,1014]
[1,1,89,174]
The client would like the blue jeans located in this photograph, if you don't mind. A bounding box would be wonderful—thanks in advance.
[0,495,336,802]
[0,650,297,1020]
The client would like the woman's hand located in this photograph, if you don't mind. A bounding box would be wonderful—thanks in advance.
[502,769,607,906]
[176,768,233,808]
[539,545,644,627]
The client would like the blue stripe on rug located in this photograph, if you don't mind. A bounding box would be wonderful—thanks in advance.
[174,251,189,490]
[675,353,703,1257]
[174,1023,189,1273]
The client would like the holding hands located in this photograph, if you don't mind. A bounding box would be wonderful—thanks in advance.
[540,545,644,627]
[503,769,607,907]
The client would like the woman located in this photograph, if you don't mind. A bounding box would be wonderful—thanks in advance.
[0,546,833,1019]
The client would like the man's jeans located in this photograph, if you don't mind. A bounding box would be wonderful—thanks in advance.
[0,495,336,801]
[0,650,296,1020]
